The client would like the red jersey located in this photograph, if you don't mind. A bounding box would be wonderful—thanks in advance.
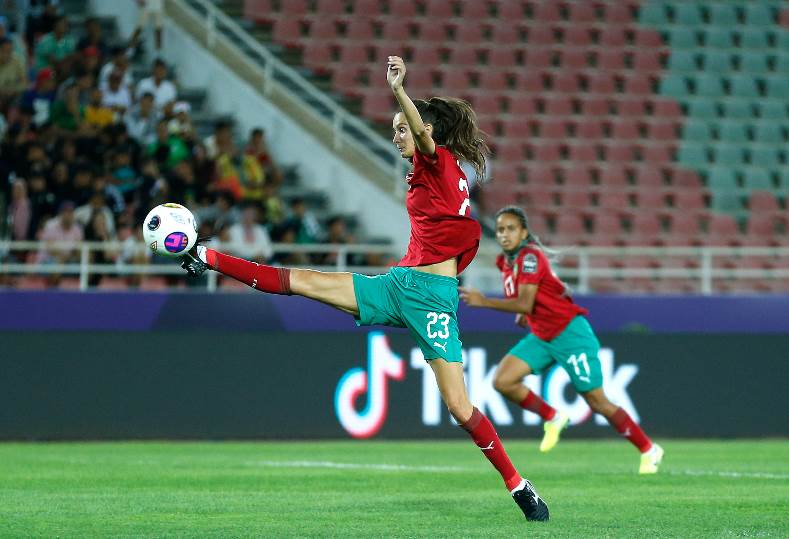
[398,146,481,274]
[496,245,588,341]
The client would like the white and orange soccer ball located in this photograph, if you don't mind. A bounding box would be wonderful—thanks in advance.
[142,203,198,257]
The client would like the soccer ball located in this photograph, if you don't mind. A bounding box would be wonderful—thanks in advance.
[142,203,198,257]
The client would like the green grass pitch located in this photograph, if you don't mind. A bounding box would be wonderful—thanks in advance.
[1,440,787,538]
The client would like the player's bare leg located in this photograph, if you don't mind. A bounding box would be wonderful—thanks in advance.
[493,355,568,452]
[181,246,359,315]
[430,359,549,521]
[582,388,663,474]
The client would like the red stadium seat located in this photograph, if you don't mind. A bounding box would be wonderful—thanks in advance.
[491,22,522,43]
[97,277,130,290]
[553,72,582,95]
[579,97,610,116]
[529,141,562,162]
[539,118,569,139]
[332,68,365,92]
[748,191,781,212]
[302,41,333,71]
[491,163,520,184]
[509,95,538,115]
[279,0,309,15]
[272,17,303,47]
[560,190,592,211]
[567,142,598,162]
[563,26,594,47]
[337,43,371,65]
[411,46,442,66]
[244,0,275,22]
[555,214,586,236]
[532,1,562,23]
[634,167,665,189]
[343,17,376,41]
[489,48,518,68]
[526,164,559,185]
[673,168,703,188]
[617,99,647,117]
[593,214,625,237]
[388,0,419,17]
[575,119,605,139]
[425,0,455,18]
[597,190,632,212]
[604,142,637,163]
[563,166,594,189]
[449,46,479,66]
[610,119,640,140]
[461,1,490,19]
[622,74,653,95]
[599,27,628,47]
[642,144,674,164]
[652,99,682,118]
[496,141,527,162]
[496,0,526,20]
[597,49,626,71]
[598,165,629,188]
[362,92,396,122]
[502,119,532,140]
[543,95,573,116]
[455,23,487,44]
[706,214,740,245]
[380,19,412,41]
[561,48,589,70]
[671,190,707,212]
[588,72,617,94]
[633,28,664,48]
[646,120,678,141]
[309,18,340,41]
[352,0,385,16]
[567,2,596,22]
[524,48,552,69]
[480,70,511,91]
[632,50,663,72]
[467,93,501,115]
[668,212,703,235]
[414,20,452,43]
[440,69,472,90]
[525,25,555,45]
[603,3,633,23]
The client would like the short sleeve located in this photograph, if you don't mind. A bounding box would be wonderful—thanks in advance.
[412,146,447,173]
[517,249,546,285]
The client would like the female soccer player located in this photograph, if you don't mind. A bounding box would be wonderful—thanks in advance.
[179,58,549,521]
[460,206,664,474]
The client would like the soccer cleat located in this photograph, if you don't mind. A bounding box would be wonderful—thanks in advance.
[539,411,569,453]
[181,245,209,277]
[512,479,549,522]
[639,443,664,475]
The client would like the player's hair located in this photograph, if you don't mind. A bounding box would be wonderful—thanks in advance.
[413,97,490,181]
[495,205,557,258]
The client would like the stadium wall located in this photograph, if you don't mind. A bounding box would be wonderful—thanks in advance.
[3,292,787,441]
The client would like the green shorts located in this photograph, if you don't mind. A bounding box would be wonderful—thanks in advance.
[508,316,603,393]
[352,267,462,362]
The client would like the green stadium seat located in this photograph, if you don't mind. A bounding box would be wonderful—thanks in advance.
[704,28,734,48]
[687,99,719,119]
[659,74,688,96]
[728,75,760,98]
[712,143,746,166]
[717,121,749,143]
[742,168,773,191]
[711,192,743,212]
[702,50,732,73]
[682,119,713,142]
[673,3,704,25]
[639,2,670,25]
[737,51,770,74]
[668,27,698,49]
[744,4,775,26]
[677,143,710,168]
[667,50,698,72]
[777,31,789,50]
[757,100,788,119]
[707,167,739,190]
[753,122,785,143]
[779,170,789,189]
[765,77,789,98]
[694,75,725,97]
[749,146,782,167]
[709,3,739,26]
[739,28,770,49]
[721,100,752,119]
[775,52,789,72]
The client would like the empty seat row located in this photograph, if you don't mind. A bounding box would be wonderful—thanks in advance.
[663,26,789,50]
[682,119,788,143]
[677,144,787,167]
[640,2,778,27]
[667,50,789,74]
[660,74,789,99]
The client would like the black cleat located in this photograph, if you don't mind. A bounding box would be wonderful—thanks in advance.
[181,245,209,277]
[512,479,549,522]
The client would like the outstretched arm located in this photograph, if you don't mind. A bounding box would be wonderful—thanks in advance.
[460,284,538,315]
[387,55,436,156]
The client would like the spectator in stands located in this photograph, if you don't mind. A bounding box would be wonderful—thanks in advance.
[147,118,189,171]
[75,188,115,237]
[34,15,75,71]
[204,119,233,160]
[195,191,238,233]
[9,178,31,241]
[320,215,356,266]
[77,17,108,61]
[101,70,132,115]
[57,63,94,106]
[49,161,74,201]
[168,101,196,143]
[245,127,282,187]
[109,148,139,199]
[136,58,176,115]
[37,199,83,272]
[76,45,100,80]
[84,87,114,130]
[226,203,273,263]
[271,224,308,265]
[131,0,164,52]
[262,182,284,226]
[20,67,57,126]
[117,225,150,287]
[25,0,60,52]
[125,91,159,145]
[0,37,26,111]
[0,15,28,61]
[134,158,165,217]
[83,204,117,286]
[50,82,85,133]
[285,197,323,243]
[99,45,132,92]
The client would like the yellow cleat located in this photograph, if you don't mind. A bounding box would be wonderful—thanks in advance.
[639,443,665,474]
[539,412,569,453]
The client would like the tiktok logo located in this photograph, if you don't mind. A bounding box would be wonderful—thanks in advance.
[334,332,405,439]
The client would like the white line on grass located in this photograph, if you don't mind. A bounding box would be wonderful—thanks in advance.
[247,460,789,480]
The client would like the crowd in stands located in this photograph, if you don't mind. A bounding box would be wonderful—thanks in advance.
[0,3,370,287]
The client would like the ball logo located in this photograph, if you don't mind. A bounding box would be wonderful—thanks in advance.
[147,215,160,231]
[334,332,405,439]
[164,232,189,253]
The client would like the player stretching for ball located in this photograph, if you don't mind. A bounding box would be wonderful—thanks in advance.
[181,58,549,521]
[460,206,664,474]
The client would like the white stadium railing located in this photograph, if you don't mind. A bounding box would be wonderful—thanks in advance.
[1,241,788,294]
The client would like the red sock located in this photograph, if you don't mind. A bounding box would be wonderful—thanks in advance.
[520,392,557,421]
[206,249,291,295]
[608,407,653,453]
[460,407,523,491]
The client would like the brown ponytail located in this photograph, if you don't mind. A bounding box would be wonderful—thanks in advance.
[413,97,490,181]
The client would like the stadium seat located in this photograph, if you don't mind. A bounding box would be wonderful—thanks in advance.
[554,214,586,236]
[563,26,594,47]
[741,169,772,192]
[668,50,697,72]
[502,118,531,140]
[617,100,647,118]
[488,48,518,68]
[652,99,682,118]
[744,4,775,26]
[749,146,782,167]
[737,51,770,74]
[561,48,590,70]
[597,49,626,71]
[694,75,725,98]
[765,77,789,99]
[673,168,703,188]
[588,72,617,94]
[604,142,636,163]
[526,26,555,45]
[343,17,376,41]
[491,23,522,44]
[729,75,760,98]
[562,166,593,189]
[638,2,669,25]
[712,144,746,167]
[509,95,538,115]
[686,99,719,120]
[659,74,688,97]
[674,3,704,25]
[671,190,708,212]
[704,28,734,49]
[496,0,525,20]
[635,167,665,189]
[552,72,581,93]
[272,17,304,47]
[425,0,455,18]
[717,121,749,143]
[721,100,753,119]
[309,18,340,41]
[753,122,785,143]
[567,142,598,163]
[707,167,739,191]
[682,119,713,142]
[575,119,605,139]
[352,0,384,15]
[642,144,674,164]
[666,27,697,49]
[539,118,570,139]
[701,50,732,73]
[532,1,562,23]
[544,95,574,116]
[709,3,739,26]
[757,101,788,119]
[599,27,628,47]
[748,190,780,212]
[739,28,770,49]
[460,1,490,19]
[496,141,527,162]
[380,19,411,41]
[604,3,633,24]
[636,189,669,210]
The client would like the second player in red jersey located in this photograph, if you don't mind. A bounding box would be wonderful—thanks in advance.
[462,206,664,475]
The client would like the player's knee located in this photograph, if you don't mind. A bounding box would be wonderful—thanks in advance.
[444,393,472,421]
[492,370,513,394]
[584,391,610,414]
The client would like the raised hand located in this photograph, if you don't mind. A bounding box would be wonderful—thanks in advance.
[387,55,406,91]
